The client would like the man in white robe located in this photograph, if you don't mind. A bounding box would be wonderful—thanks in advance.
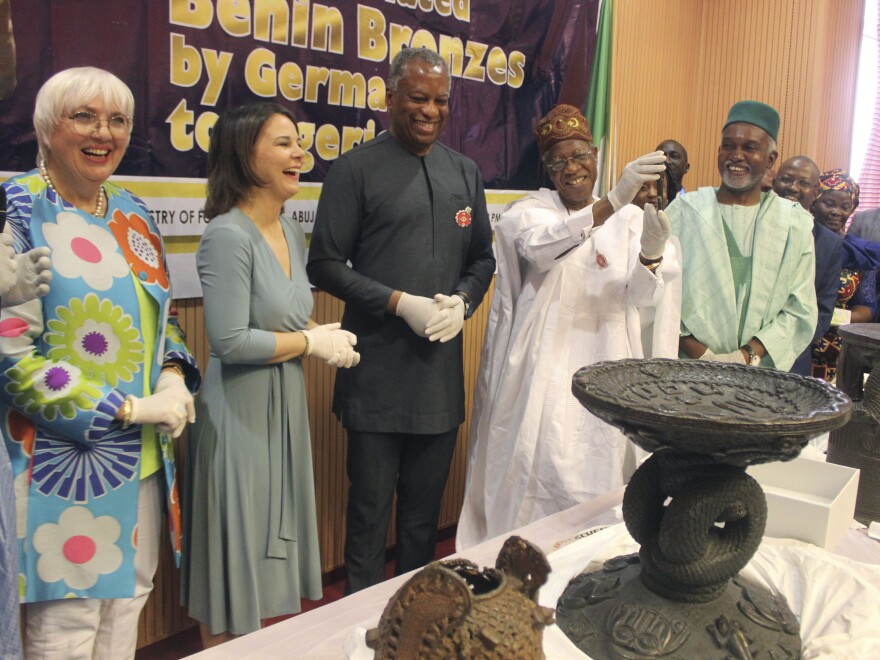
[457,105,682,550]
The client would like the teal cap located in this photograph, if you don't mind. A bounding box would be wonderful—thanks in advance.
[723,100,780,141]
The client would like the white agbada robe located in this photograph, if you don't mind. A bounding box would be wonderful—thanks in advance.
[457,190,682,550]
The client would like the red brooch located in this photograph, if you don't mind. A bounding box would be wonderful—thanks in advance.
[596,253,609,269]
[455,206,472,228]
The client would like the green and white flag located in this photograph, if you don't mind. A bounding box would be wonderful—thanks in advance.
[585,0,613,196]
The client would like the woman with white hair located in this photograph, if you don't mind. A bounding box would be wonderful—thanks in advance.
[1,66,199,659]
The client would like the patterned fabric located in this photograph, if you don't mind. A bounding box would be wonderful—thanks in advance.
[817,169,860,212]
[812,169,877,383]
[0,170,199,603]
[534,104,593,153]
[812,268,878,381]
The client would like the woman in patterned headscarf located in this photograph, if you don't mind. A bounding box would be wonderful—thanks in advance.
[811,169,876,381]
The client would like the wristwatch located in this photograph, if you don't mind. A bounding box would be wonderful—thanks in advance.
[454,290,474,319]
[742,343,762,367]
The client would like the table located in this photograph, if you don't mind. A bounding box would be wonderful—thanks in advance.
[187,488,880,659]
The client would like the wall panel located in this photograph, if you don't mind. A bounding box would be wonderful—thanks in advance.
[611,0,863,188]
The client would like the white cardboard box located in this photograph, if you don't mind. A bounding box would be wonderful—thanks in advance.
[746,457,860,551]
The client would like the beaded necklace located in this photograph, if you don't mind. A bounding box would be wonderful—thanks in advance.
[38,159,105,217]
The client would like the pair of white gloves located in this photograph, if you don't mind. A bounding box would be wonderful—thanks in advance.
[0,234,52,307]
[127,369,195,438]
[128,326,360,439]
[395,293,465,342]
[607,150,671,264]
[302,323,360,368]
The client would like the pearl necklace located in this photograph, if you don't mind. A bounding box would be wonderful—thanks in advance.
[39,159,105,218]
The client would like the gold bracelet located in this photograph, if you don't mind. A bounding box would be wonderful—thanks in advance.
[300,330,311,358]
[161,362,185,379]
[121,396,134,429]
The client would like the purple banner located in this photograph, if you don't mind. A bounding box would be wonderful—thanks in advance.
[0,0,597,189]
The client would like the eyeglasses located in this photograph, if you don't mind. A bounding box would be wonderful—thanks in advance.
[545,148,596,173]
[64,110,133,136]
[775,175,816,191]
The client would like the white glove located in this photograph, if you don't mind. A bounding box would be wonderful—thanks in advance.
[302,322,360,368]
[640,204,671,261]
[426,294,465,343]
[607,151,667,212]
[699,348,747,364]
[0,234,52,307]
[395,292,440,338]
[129,372,195,438]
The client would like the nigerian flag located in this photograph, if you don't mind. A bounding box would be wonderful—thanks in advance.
[585,0,613,195]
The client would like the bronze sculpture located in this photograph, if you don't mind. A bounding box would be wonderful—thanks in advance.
[557,359,851,659]
[366,536,556,659]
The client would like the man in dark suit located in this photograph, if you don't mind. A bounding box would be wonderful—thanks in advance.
[772,155,843,376]
[307,48,495,594]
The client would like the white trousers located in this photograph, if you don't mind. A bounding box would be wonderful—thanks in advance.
[24,473,162,660]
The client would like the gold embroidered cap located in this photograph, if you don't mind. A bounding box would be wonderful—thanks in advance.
[534,104,593,155]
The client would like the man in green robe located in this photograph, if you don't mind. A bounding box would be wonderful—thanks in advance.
[666,100,817,371]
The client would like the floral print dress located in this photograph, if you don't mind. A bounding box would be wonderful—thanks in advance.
[0,171,198,603]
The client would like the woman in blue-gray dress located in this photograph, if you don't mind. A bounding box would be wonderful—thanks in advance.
[181,102,360,647]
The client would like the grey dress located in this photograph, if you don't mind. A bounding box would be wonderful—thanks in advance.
[181,207,322,635]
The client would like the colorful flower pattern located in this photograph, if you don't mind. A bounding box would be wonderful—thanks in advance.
[33,507,123,590]
[1,173,199,602]
[30,429,141,502]
[6,409,36,458]
[0,299,43,357]
[108,209,169,289]
[5,356,101,421]
[45,293,144,387]
[42,212,130,291]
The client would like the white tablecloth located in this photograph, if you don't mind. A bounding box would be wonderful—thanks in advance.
[187,488,880,659]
